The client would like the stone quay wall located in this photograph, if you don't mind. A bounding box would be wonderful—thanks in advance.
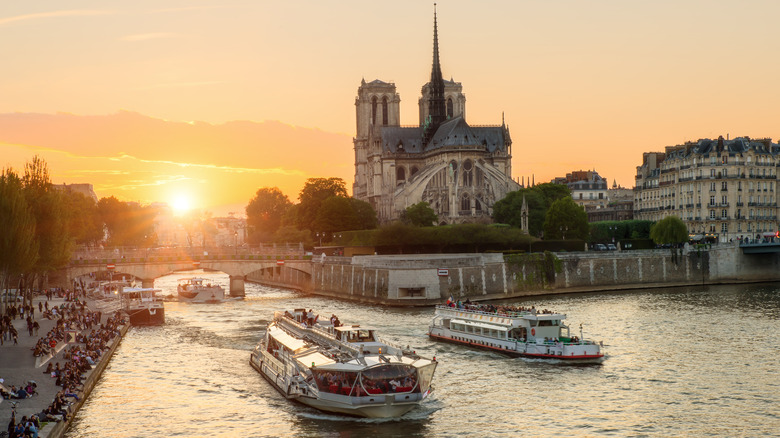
[247,243,780,305]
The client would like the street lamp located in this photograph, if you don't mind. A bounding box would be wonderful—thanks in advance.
[560,225,568,240]
[234,231,238,255]
[608,225,616,243]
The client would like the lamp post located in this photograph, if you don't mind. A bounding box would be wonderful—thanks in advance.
[560,225,568,240]
[234,231,238,255]
[608,225,616,243]
[316,232,323,247]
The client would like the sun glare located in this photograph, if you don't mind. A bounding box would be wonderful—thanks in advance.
[171,194,192,214]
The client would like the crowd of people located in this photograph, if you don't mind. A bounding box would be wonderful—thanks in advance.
[2,287,126,438]
[444,297,556,316]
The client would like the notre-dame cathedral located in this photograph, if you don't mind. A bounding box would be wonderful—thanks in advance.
[352,8,519,224]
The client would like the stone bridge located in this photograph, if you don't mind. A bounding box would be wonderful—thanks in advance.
[53,248,313,296]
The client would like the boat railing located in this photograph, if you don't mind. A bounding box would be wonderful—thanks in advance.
[435,304,534,319]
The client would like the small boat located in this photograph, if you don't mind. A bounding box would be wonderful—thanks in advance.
[120,287,165,326]
[177,277,225,303]
[250,309,438,418]
[428,303,604,363]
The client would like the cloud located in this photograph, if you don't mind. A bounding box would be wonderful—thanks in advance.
[0,10,113,27]
[120,32,182,42]
[133,81,226,90]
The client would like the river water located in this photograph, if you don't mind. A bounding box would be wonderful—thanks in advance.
[66,272,780,437]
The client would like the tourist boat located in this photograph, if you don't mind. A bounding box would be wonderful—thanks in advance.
[120,287,165,325]
[177,277,225,303]
[249,309,438,418]
[428,303,604,363]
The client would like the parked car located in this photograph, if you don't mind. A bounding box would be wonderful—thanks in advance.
[593,244,607,251]
[607,244,617,251]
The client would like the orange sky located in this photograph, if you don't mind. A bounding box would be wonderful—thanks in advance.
[2,1,780,216]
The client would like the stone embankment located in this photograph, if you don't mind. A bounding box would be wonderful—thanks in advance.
[247,243,780,305]
[0,294,127,438]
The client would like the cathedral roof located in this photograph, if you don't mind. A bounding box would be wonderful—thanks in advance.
[379,116,507,155]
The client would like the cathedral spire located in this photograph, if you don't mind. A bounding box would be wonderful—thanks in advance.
[424,3,447,144]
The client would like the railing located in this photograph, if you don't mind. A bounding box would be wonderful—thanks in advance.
[70,244,307,265]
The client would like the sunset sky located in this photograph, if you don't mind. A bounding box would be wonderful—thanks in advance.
[2,1,780,216]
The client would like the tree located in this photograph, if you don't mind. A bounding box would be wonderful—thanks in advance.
[533,182,571,209]
[312,196,378,237]
[492,189,546,236]
[402,202,438,227]
[650,216,688,245]
[0,168,38,311]
[97,196,157,246]
[62,190,103,246]
[543,197,589,240]
[23,156,72,296]
[246,187,292,243]
[297,177,348,230]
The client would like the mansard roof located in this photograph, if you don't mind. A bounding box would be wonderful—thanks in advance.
[667,137,780,159]
[379,116,506,155]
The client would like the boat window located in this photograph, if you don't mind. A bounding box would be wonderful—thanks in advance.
[312,370,358,396]
[538,320,553,327]
[359,364,418,395]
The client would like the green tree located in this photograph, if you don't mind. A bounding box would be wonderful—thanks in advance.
[97,196,156,246]
[0,168,39,311]
[650,216,688,245]
[297,177,348,230]
[534,182,571,208]
[402,202,438,226]
[312,196,378,237]
[350,198,378,230]
[62,190,104,246]
[492,189,546,236]
[23,156,72,296]
[543,197,589,240]
[246,187,292,243]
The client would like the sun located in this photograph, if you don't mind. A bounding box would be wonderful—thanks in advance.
[171,194,193,215]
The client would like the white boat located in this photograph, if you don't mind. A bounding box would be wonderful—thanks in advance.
[177,277,225,303]
[250,309,438,418]
[428,303,604,363]
[120,287,165,326]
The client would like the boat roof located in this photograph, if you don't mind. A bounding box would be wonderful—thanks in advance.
[120,287,160,293]
[451,318,510,331]
[314,355,421,372]
[267,325,306,352]
[296,351,335,368]
[178,277,206,282]
[334,326,376,332]
[523,313,566,320]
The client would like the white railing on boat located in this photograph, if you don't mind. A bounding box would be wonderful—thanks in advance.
[435,304,536,319]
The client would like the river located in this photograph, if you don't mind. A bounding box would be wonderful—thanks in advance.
[66,272,780,437]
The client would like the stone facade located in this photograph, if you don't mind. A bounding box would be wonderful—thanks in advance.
[634,136,779,242]
[352,10,519,224]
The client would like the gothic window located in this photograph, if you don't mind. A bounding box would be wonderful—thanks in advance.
[462,160,473,186]
[475,198,482,211]
[382,97,389,125]
[447,97,453,118]
[449,160,458,184]
[461,194,470,212]
[396,166,405,185]
[371,97,377,125]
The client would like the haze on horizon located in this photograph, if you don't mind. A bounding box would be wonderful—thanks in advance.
[2,0,779,216]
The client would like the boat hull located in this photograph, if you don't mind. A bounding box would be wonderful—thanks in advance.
[126,307,165,326]
[249,351,427,418]
[429,331,603,363]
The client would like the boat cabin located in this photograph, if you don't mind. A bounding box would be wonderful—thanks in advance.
[334,326,377,344]
[120,287,160,302]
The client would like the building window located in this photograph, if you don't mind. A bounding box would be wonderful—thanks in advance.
[710,182,716,191]
[382,97,389,125]
[462,160,473,186]
[721,209,727,218]
[722,195,727,204]
[709,196,715,206]
[371,96,377,125]
[710,169,716,177]
[722,156,727,164]
[721,223,728,233]
[396,166,406,184]
[461,195,470,211]
[721,181,727,190]
[447,98,454,118]
[709,210,715,219]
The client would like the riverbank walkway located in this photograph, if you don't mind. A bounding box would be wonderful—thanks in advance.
[0,293,126,438]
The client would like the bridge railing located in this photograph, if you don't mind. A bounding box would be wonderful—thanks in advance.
[70,244,308,265]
